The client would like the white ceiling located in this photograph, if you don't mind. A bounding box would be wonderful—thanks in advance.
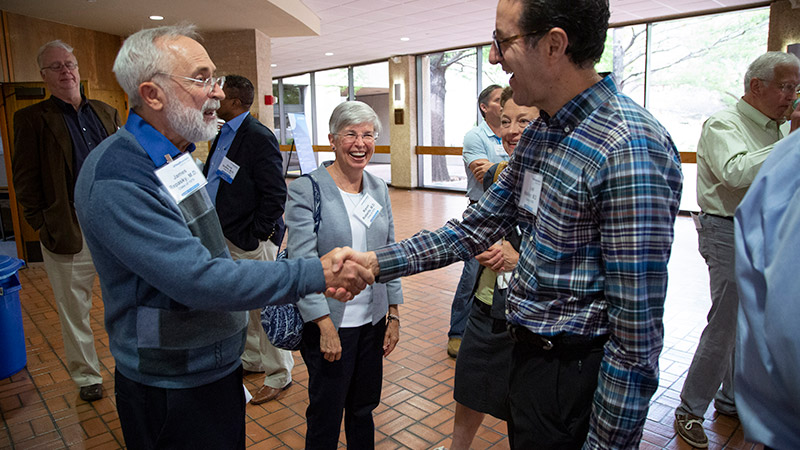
[0,0,770,78]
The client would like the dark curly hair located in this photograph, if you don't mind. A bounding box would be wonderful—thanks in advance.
[518,0,610,68]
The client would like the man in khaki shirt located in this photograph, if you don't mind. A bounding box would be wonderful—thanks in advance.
[674,51,800,448]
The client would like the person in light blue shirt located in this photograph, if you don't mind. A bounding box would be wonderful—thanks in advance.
[448,84,507,358]
[734,109,800,450]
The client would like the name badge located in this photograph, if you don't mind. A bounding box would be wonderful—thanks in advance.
[519,170,543,215]
[216,156,240,184]
[353,193,382,228]
[494,143,506,156]
[155,152,208,204]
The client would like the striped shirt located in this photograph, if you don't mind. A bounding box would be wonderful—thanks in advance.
[375,76,683,448]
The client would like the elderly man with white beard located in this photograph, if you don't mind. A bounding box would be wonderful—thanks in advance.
[73,24,373,449]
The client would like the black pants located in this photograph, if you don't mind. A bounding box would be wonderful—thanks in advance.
[115,366,246,450]
[507,337,605,450]
[301,320,385,450]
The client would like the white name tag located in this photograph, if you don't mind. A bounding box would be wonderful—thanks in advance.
[494,143,506,156]
[155,152,208,204]
[353,193,382,228]
[519,170,543,215]
[216,156,240,184]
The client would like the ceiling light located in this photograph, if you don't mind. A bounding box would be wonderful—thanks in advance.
[325,52,334,56]
[400,37,410,41]
[270,63,277,67]
[149,15,164,21]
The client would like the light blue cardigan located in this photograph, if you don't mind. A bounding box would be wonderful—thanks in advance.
[286,162,403,328]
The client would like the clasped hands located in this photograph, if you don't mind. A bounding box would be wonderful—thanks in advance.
[475,240,518,272]
[319,247,380,301]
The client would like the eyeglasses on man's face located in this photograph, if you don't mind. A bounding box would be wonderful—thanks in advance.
[335,132,377,145]
[41,61,78,72]
[762,79,800,96]
[159,73,226,95]
[492,30,543,59]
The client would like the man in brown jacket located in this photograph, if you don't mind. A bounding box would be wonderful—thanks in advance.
[12,40,120,402]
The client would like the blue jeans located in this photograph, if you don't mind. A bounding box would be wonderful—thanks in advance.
[449,258,480,338]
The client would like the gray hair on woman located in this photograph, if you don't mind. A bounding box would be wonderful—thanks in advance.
[744,51,800,93]
[329,101,382,136]
[113,23,199,109]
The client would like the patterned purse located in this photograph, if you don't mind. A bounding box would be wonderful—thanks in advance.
[260,174,321,351]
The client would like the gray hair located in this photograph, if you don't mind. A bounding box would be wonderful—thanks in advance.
[329,101,382,136]
[37,40,74,69]
[113,24,200,109]
[744,51,800,93]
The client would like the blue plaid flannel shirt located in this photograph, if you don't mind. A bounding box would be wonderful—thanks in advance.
[375,76,683,448]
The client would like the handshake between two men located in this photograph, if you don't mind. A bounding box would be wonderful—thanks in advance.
[319,247,381,301]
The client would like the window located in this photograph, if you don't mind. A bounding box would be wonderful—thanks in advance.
[418,48,478,190]
[647,8,769,211]
[353,61,391,183]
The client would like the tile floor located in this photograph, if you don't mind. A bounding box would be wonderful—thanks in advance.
[0,187,763,449]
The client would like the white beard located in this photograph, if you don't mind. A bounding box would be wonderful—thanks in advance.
[164,88,219,143]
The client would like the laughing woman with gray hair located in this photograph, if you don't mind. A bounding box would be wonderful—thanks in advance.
[286,101,403,449]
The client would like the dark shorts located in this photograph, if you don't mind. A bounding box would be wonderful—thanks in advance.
[453,299,513,420]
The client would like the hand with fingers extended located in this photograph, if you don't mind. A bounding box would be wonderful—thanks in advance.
[320,247,376,301]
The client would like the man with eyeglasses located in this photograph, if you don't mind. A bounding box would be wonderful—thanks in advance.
[203,74,294,406]
[73,25,373,448]
[338,0,683,448]
[12,40,121,403]
[674,50,800,449]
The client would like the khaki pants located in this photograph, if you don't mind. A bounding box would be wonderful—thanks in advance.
[226,239,294,389]
[40,238,102,387]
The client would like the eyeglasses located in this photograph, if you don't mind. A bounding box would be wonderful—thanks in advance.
[41,62,78,72]
[158,73,225,95]
[763,80,800,95]
[492,30,544,59]
[334,132,377,145]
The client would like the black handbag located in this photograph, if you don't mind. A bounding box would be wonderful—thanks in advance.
[260,174,321,351]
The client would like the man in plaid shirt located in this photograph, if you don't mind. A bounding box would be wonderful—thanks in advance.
[343,0,683,447]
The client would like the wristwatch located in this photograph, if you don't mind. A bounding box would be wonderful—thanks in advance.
[387,313,400,324]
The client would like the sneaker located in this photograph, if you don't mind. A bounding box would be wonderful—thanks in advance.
[674,412,708,448]
[447,337,461,358]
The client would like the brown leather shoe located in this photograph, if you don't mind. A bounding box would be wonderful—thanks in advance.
[250,382,292,405]
[79,383,103,402]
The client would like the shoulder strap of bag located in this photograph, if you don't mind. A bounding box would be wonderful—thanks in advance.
[301,173,322,233]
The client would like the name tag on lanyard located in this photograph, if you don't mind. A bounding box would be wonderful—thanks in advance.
[154,152,208,204]
[519,170,543,215]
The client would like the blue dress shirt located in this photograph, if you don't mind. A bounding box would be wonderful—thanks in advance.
[206,111,248,204]
[734,129,800,450]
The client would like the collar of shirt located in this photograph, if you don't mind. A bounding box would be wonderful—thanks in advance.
[223,110,248,133]
[478,119,501,143]
[542,75,617,135]
[125,110,195,168]
[51,94,89,114]
[737,97,785,131]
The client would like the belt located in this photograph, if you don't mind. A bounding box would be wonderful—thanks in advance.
[703,213,733,221]
[508,324,608,353]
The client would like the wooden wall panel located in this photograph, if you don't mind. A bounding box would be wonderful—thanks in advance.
[3,11,123,93]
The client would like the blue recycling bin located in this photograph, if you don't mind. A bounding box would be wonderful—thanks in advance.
[0,256,26,379]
